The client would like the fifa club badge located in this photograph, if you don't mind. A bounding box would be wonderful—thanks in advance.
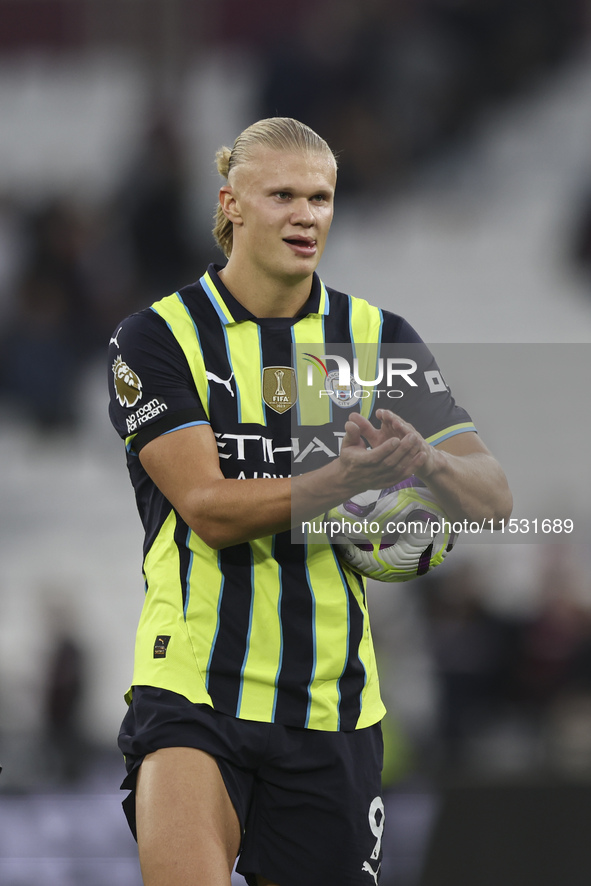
[112,355,143,407]
[263,366,298,414]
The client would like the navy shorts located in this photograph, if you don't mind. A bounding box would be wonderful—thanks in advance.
[119,686,385,886]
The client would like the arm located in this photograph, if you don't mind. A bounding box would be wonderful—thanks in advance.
[139,409,512,549]
[292,410,512,527]
[342,410,513,526]
[138,417,422,549]
[139,424,293,549]
[415,427,513,525]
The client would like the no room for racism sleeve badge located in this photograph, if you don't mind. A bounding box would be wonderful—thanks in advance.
[262,366,297,414]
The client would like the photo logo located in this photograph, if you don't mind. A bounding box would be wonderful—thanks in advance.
[303,352,447,400]
[310,354,418,388]
[303,353,363,407]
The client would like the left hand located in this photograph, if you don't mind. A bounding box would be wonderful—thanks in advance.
[343,408,438,481]
[340,409,437,489]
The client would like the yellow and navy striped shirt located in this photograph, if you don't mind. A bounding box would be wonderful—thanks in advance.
[108,264,475,731]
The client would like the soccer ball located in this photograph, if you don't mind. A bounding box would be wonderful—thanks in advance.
[326,476,456,582]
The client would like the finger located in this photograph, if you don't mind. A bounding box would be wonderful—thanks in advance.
[362,431,419,471]
[346,411,372,433]
[385,429,419,455]
[346,412,384,448]
[341,418,364,449]
[379,433,425,470]
[377,409,414,437]
[349,411,403,447]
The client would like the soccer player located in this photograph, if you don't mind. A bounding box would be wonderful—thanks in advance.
[108,117,512,886]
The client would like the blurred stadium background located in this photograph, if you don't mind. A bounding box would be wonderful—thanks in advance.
[2,1,591,883]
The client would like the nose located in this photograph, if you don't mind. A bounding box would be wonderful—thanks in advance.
[290,198,315,226]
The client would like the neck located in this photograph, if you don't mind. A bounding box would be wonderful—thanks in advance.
[218,259,313,318]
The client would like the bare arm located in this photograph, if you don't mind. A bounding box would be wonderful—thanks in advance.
[139,424,292,549]
[344,411,513,526]
[139,409,511,549]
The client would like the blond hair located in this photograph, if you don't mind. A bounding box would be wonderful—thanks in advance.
[212,117,336,258]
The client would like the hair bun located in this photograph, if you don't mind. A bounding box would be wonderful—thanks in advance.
[215,146,232,179]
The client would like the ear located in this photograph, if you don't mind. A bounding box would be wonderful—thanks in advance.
[219,185,243,226]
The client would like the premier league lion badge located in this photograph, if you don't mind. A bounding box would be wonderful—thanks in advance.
[112,355,143,408]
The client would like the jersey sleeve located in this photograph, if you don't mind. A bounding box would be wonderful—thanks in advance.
[107,309,208,453]
[381,313,476,444]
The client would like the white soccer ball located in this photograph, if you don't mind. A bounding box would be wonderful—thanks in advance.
[326,476,456,582]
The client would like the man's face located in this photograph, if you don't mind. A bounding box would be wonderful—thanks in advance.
[223,147,337,284]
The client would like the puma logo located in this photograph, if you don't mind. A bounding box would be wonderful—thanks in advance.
[109,327,123,347]
[206,371,235,397]
[362,860,381,884]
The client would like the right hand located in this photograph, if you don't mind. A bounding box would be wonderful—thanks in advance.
[338,410,426,493]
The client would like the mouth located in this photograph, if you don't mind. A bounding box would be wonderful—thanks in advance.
[283,237,317,257]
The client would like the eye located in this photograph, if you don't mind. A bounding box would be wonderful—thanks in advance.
[275,191,292,200]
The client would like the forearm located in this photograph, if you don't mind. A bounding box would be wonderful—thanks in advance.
[414,448,513,525]
[182,423,485,548]
[143,414,511,549]
[139,423,375,550]
[182,458,372,549]
[181,476,292,548]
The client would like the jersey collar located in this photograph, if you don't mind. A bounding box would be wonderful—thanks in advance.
[199,264,329,325]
